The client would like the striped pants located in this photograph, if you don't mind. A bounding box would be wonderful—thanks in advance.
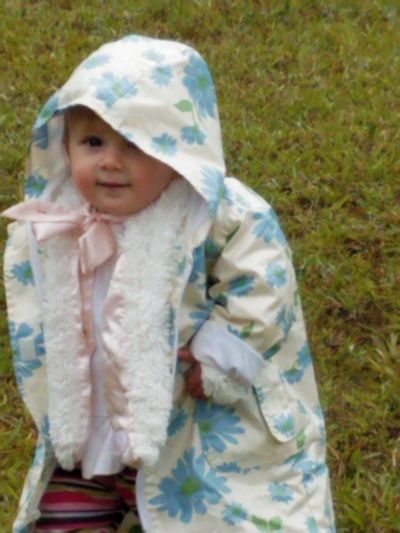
[34,466,142,532]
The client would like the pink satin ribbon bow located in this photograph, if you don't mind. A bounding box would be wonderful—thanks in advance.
[3,200,125,273]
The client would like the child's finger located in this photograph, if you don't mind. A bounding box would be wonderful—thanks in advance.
[185,363,206,399]
[190,385,205,399]
[177,345,197,364]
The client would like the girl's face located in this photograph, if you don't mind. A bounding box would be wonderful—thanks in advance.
[65,108,179,216]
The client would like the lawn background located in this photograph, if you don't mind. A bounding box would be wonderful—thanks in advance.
[0,0,399,530]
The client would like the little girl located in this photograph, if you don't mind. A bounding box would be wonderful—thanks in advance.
[4,35,335,532]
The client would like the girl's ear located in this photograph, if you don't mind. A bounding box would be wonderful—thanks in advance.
[63,117,70,157]
[63,109,70,157]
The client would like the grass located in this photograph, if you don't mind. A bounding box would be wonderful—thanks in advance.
[0,0,399,530]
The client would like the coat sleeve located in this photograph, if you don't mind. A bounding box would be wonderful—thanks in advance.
[3,220,48,429]
[190,189,298,403]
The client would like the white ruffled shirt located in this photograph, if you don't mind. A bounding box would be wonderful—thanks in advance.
[80,255,128,479]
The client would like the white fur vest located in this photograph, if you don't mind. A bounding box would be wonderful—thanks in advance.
[40,179,192,470]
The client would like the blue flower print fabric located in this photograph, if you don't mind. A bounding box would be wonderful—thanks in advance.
[4,34,335,531]
[94,72,138,108]
[9,321,44,391]
[183,55,217,118]
[194,401,245,453]
[149,448,230,523]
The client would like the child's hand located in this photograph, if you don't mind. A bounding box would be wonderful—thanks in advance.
[177,345,206,399]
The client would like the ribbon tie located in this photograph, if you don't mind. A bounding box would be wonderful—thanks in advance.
[3,200,126,273]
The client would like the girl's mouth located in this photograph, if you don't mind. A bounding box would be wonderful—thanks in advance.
[97,182,130,188]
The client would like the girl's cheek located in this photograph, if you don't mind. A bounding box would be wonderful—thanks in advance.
[72,169,95,195]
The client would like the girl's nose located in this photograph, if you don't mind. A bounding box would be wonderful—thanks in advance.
[100,146,123,171]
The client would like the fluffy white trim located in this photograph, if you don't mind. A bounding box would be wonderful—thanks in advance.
[40,178,90,468]
[111,179,191,466]
[201,363,251,405]
[41,235,91,469]
[40,178,191,468]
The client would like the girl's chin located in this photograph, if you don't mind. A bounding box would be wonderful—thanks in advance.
[93,200,141,216]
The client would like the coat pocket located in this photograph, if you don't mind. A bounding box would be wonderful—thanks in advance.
[253,358,309,444]
[198,359,309,471]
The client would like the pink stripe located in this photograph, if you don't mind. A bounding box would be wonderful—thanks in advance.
[41,490,120,511]
[36,467,138,529]
[36,518,115,530]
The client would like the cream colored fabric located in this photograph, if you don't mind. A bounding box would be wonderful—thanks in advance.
[4,34,335,532]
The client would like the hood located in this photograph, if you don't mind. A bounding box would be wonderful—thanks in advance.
[26,34,226,218]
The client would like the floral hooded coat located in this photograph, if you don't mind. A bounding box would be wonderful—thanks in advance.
[4,35,335,532]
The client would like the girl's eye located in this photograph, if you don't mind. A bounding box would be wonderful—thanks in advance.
[84,136,102,147]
